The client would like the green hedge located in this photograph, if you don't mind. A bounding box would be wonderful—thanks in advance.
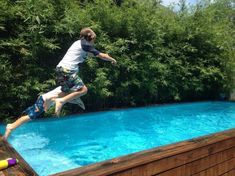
[0,0,234,121]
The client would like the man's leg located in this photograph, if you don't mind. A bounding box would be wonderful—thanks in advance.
[2,115,30,140]
[55,86,88,116]
[42,86,65,111]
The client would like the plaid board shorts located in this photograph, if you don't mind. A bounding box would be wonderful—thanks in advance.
[56,67,85,93]
[22,95,45,119]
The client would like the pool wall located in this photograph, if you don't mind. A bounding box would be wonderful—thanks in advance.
[0,135,38,176]
[51,128,235,176]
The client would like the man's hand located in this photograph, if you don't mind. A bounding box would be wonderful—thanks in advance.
[111,58,117,65]
[97,53,117,65]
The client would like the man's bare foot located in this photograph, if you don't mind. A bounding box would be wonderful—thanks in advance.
[55,98,64,116]
[3,124,14,140]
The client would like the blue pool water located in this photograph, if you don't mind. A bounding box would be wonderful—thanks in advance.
[1,101,235,175]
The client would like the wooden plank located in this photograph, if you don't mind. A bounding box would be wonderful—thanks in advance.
[146,139,235,175]
[111,138,235,176]
[51,128,235,176]
[111,166,152,176]
[220,169,235,176]
[153,147,235,176]
[192,158,235,176]
[0,135,38,176]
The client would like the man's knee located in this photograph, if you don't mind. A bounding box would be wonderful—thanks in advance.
[79,85,88,94]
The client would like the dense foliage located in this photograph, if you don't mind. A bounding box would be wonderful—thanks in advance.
[0,0,234,121]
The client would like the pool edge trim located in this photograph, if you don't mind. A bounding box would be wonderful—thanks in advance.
[0,134,39,176]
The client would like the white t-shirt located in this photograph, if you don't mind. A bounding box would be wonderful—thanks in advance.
[57,39,100,71]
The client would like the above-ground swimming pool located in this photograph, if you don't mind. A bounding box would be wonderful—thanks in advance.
[1,101,235,176]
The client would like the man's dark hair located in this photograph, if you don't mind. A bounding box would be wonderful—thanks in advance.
[80,27,96,41]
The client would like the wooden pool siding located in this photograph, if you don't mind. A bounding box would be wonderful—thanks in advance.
[51,128,235,176]
[0,135,38,176]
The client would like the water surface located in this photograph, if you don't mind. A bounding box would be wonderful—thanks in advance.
[1,101,235,175]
